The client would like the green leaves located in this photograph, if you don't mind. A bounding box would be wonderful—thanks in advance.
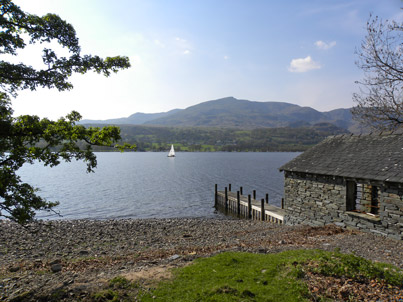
[0,1,134,224]
[0,0,130,96]
[0,99,135,223]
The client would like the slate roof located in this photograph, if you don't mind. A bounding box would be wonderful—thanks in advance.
[279,133,403,183]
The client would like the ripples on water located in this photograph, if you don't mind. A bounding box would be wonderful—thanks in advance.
[17,152,299,220]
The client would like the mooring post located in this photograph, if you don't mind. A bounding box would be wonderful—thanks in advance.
[237,191,241,217]
[265,193,269,204]
[225,187,228,211]
[253,190,256,200]
[281,198,284,209]
[248,194,252,219]
[240,186,243,195]
[229,184,232,192]
[214,184,218,208]
[261,198,265,221]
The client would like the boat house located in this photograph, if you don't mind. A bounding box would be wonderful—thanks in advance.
[280,132,403,240]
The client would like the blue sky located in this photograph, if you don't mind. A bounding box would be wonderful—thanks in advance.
[10,0,403,120]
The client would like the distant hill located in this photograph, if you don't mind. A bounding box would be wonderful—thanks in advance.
[144,97,357,131]
[79,109,181,125]
[80,97,360,132]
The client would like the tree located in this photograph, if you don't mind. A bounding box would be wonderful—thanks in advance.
[352,15,403,131]
[0,0,133,224]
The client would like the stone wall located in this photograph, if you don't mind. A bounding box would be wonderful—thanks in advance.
[283,171,403,240]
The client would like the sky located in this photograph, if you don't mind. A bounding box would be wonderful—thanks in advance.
[8,0,403,120]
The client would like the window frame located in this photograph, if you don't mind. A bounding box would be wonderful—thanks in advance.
[346,180,380,218]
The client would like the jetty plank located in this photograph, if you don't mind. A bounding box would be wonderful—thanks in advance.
[216,190,285,224]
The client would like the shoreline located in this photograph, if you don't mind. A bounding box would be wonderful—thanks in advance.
[2,217,403,301]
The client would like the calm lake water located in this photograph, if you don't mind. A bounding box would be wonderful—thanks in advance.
[18,152,299,220]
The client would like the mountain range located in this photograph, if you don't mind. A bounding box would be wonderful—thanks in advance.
[80,97,360,132]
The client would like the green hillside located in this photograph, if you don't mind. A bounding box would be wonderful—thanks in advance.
[144,97,357,131]
[88,123,348,152]
[79,97,360,132]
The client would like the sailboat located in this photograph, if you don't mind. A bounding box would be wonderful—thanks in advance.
[168,144,175,157]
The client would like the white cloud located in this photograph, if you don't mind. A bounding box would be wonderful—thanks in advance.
[224,55,229,60]
[315,40,336,50]
[183,50,190,55]
[288,56,321,73]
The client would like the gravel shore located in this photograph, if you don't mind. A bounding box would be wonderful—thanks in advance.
[1,217,403,301]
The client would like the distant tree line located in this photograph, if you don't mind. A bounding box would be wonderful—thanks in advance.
[85,122,348,152]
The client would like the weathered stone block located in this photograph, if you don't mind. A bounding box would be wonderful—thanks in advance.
[385,204,398,211]
[370,229,388,236]
[388,213,400,220]
[327,204,339,210]
[344,221,358,227]
[387,233,402,240]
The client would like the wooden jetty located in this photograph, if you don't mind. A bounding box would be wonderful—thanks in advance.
[214,184,285,224]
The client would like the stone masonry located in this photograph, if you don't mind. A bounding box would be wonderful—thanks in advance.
[283,171,403,240]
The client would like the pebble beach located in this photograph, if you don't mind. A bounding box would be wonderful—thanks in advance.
[2,217,403,301]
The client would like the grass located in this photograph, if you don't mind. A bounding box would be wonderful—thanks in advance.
[141,251,311,302]
[140,250,403,302]
[88,249,403,302]
[92,276,143,302]
[305,249,403,286]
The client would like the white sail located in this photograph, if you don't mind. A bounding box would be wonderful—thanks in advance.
[168,144,175,157]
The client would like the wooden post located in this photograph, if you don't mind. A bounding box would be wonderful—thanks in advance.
[214,184,218,208]
[248,195,252,219]
[265,193,269,204]
[281,198,284,209]
[261,198,265,221]
[225,187,228,211]
[229,184,232,192]
[237,191,240,217]
[240,186,243,195]
[253,190,256,200]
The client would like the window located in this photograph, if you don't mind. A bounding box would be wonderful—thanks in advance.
[346,181,379,216]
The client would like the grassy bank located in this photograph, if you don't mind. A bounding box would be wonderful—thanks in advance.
[93,249,403,301]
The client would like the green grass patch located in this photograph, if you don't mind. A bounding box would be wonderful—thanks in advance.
[139,250,403,302]
[141,250,311,301]
[92,276,144,302]
[86,250,403,301]
[109,276,140,290]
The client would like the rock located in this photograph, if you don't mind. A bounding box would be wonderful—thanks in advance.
[49,259,61,266]
[63,279,74,286]
[50,263,62,273]
[168,254,180,261]
[8,266,19,273]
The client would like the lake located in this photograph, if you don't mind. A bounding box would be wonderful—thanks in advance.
[18,152,299,220]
